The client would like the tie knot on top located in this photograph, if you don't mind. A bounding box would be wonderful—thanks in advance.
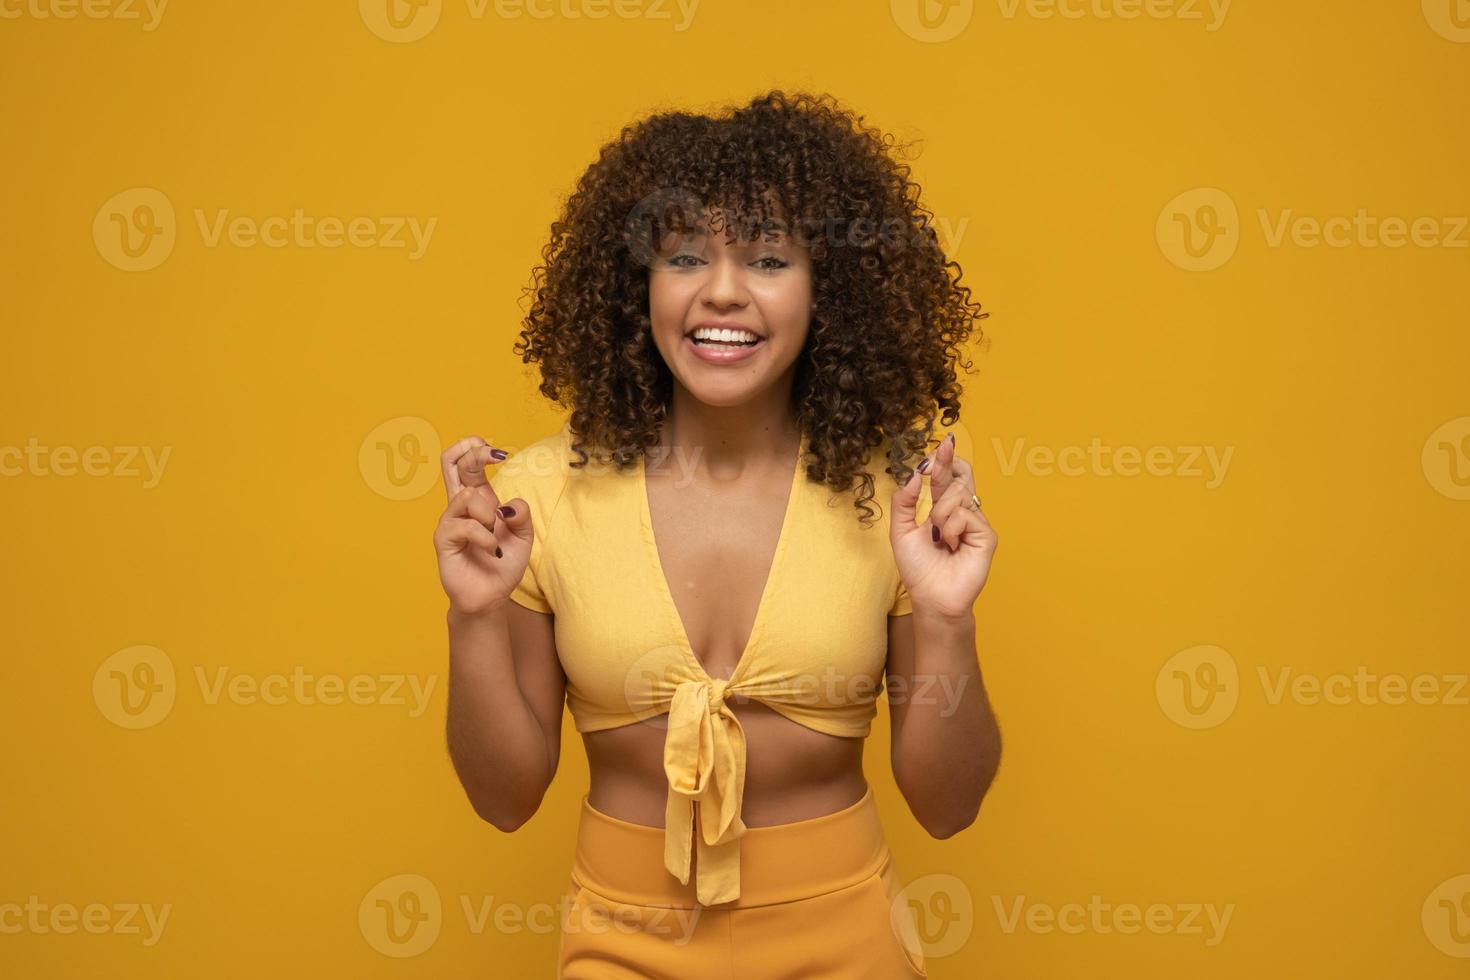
[707,677,729,711]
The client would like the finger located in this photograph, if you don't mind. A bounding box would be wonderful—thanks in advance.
[940,504,987,553]
[441,436,488,500]
[464,488,503,529]
[928,433,957,512]
[491,495,534,544]
[947,454,976,498]
[889,466,925,539]
[456,444,506,491]
[926,480,973,538]
[444,485,478,519]
[442,517,501,555]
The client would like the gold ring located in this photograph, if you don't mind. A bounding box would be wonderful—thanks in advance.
[969,493,982,510]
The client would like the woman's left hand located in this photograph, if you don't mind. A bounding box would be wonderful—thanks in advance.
[890,434,998,618]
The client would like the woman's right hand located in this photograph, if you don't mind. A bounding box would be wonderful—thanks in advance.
[433,436,533,617]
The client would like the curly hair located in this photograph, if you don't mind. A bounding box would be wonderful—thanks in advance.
[512,89,988,528]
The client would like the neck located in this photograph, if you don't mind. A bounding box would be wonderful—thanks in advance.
[659,386,802,480]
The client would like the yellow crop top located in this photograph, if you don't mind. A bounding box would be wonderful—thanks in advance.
[489,421,932,906]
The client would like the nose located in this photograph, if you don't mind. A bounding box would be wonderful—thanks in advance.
[700,252,749,311]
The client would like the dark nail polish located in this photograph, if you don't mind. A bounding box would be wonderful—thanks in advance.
[496,505,515,518]
[931,524,940,543]
[494,547,502,558]
[490,448,509,460]
[917,458,931,475]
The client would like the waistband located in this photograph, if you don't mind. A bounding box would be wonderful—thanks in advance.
[571,785,889,910]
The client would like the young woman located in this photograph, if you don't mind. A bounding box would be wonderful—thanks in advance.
[434,90,1001,978]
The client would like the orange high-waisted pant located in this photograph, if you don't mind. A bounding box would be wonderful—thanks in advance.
[557,784,928,979]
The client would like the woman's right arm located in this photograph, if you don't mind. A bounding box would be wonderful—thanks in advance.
[435,437,567,832]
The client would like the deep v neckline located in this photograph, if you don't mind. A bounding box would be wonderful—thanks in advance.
[637,431,807,686]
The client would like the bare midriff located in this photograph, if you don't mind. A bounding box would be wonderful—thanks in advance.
[582,695,868,829]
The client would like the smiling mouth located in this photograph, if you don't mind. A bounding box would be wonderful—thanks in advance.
[691,335,762,348]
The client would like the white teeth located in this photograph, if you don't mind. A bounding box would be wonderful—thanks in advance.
[691,327,760,344]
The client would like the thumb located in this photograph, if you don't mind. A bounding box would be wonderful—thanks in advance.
[481,486,534,544]
[890,468,923,541]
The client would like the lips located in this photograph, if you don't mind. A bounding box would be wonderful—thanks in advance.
[684,332,766,364]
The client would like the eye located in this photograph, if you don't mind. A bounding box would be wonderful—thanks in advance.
[666,253,704,268]
[753,256,789,270]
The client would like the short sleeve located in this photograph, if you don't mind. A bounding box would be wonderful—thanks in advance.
[889,579,912,617]
[488,430,568,615]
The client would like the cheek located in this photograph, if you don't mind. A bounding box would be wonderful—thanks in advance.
[753,282,812,332]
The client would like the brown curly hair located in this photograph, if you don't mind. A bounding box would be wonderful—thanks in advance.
[512,89,988,527]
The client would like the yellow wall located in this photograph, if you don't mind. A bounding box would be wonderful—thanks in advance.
[3,1,1468,976]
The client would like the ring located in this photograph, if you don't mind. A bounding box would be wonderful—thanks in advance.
[968,493,982,510]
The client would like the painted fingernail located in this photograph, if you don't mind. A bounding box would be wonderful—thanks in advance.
[917,458,932,475]
[946,433,955,446]
[931,524,940,543]
[489,449,509,460]
[496,505,516,518]
[494,546,502,558]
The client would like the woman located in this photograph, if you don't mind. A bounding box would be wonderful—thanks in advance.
[434,90,1002,978]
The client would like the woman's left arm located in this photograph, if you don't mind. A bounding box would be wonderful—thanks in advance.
[886,435,1003,838]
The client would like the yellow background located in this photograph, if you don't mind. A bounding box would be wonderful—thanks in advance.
[3,0,1468,976]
